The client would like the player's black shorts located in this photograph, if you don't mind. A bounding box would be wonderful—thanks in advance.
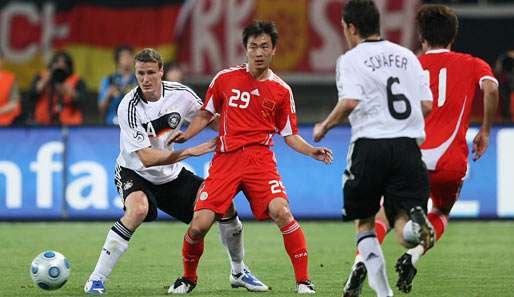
[114,164,203,223]
[342,137,429,226]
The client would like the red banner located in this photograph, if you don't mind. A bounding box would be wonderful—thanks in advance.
[175,0,421,76]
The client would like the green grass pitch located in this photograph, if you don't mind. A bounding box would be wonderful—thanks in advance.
[1,221,513,296]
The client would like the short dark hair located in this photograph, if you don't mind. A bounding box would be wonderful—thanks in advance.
[242,20,279,48]
[416,5,458,48]
[342,0,380,39]
[134,48,163,69]
[114,45,133,64]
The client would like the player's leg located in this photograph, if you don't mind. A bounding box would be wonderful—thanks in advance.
[383,139,433,294]
[85,166,157,294]
[267,198,315,294]
[169,154,240,294]
[344,207,390,297]
[341,139,392,297]
[219,204,269,292]
[169,208,216,294]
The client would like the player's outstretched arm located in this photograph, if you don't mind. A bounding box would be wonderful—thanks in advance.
[284,134,333,164]
[136,138,216,167]
[313,99,359,142]
[167,110,214,144]
[472,79,499,161]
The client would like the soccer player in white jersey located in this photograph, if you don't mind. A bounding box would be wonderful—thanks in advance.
[84,48,269,294]
[313,1,435,296]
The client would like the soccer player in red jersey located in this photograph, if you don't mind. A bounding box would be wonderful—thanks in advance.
[399,3,499,284]
[167,21,333,294]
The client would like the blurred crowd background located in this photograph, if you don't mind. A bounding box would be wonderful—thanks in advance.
[0,0,513,126]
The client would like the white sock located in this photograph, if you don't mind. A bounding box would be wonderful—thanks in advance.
[407,245,425,267]
[218,215,244,274]
[89,221,132,281]
[357,231,393,297]
[402,220,419,245]
[354,253,364,265]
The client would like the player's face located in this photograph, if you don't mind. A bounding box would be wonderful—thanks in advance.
[245,34,276,72]
[135,61,163,101]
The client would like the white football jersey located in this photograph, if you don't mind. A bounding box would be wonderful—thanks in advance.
[116,81,203,184]
[336,40,432,143]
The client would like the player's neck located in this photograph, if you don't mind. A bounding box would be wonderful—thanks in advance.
[143,88,162,102]
[358,34,382,44]
[249,67,270,81]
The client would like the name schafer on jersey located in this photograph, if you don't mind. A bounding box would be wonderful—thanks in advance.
[336,40,431,143]
[363,53,408,72]
[117,81,203,184]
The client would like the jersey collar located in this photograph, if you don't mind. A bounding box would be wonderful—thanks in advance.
[425,49,450,54]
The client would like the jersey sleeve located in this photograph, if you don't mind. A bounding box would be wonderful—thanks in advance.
[277,86,298,136]
[414,57,433,102]
[473,57,498,89]
[335,54,345,99]
[117,96,151,153]
[180,86,204,123]
[202,75,222,114]
[338,55,365,101]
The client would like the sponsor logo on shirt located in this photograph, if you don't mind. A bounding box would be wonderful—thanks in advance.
[199,191,208,201]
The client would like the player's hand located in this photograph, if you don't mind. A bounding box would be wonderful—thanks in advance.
[472,128,490,161]
[311,147,333,164]
[313,122,328,142]
[167,131,188,145]
[187,137,217,157]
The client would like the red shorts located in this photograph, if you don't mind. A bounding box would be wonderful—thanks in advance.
[195,145,288,220]
[428,170,465,212]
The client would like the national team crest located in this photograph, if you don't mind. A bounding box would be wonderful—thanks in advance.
[167,112,181,129]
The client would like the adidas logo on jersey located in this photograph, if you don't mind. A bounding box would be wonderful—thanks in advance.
[251,89,260,96]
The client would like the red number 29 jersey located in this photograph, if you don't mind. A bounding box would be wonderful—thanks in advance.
[202,64,298,152]
[419,49,498,174]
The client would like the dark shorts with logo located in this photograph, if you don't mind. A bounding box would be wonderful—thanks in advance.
[342,137,429,226]
[114,165,203,223]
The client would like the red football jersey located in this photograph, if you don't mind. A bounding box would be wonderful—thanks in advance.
[202,64,298,152]
[419,49,497,174]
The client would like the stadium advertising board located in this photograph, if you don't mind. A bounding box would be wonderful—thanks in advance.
[0,126,513,220]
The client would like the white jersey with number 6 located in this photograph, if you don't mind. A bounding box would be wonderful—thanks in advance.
[336,40,432,143]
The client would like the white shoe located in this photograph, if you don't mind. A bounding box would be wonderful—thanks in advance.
[84,279,106,295]
[297,280,316,294]
[230,268,270,291]
[168,277,196,294]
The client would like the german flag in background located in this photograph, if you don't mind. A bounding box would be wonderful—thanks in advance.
[1,0,184,91]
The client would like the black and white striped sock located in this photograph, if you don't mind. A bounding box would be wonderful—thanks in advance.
[111,220,133,241]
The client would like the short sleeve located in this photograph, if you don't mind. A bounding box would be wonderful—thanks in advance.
[117,96,151,153]
[202,76,222,114]
[335,55,345,99]
[339,55,365,101]
[414,58,433,102]
[473,57,498,89]
[179,86,203,123]
[277,87,298,137]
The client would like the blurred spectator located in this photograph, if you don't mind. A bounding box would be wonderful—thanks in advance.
[495,51,514,122]
[0,50,21,126]
[27,51,87,125]
[98,45,137,125]
[163,61,184,82]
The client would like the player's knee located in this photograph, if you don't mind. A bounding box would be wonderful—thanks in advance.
[270,204,293,225]
[125,192,149,223]
[188,224,208,239]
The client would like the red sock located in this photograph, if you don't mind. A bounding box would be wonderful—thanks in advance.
[355,219,388,255]
[182,231,204,282]
[280,220,309,283]
[428,211,448,241]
